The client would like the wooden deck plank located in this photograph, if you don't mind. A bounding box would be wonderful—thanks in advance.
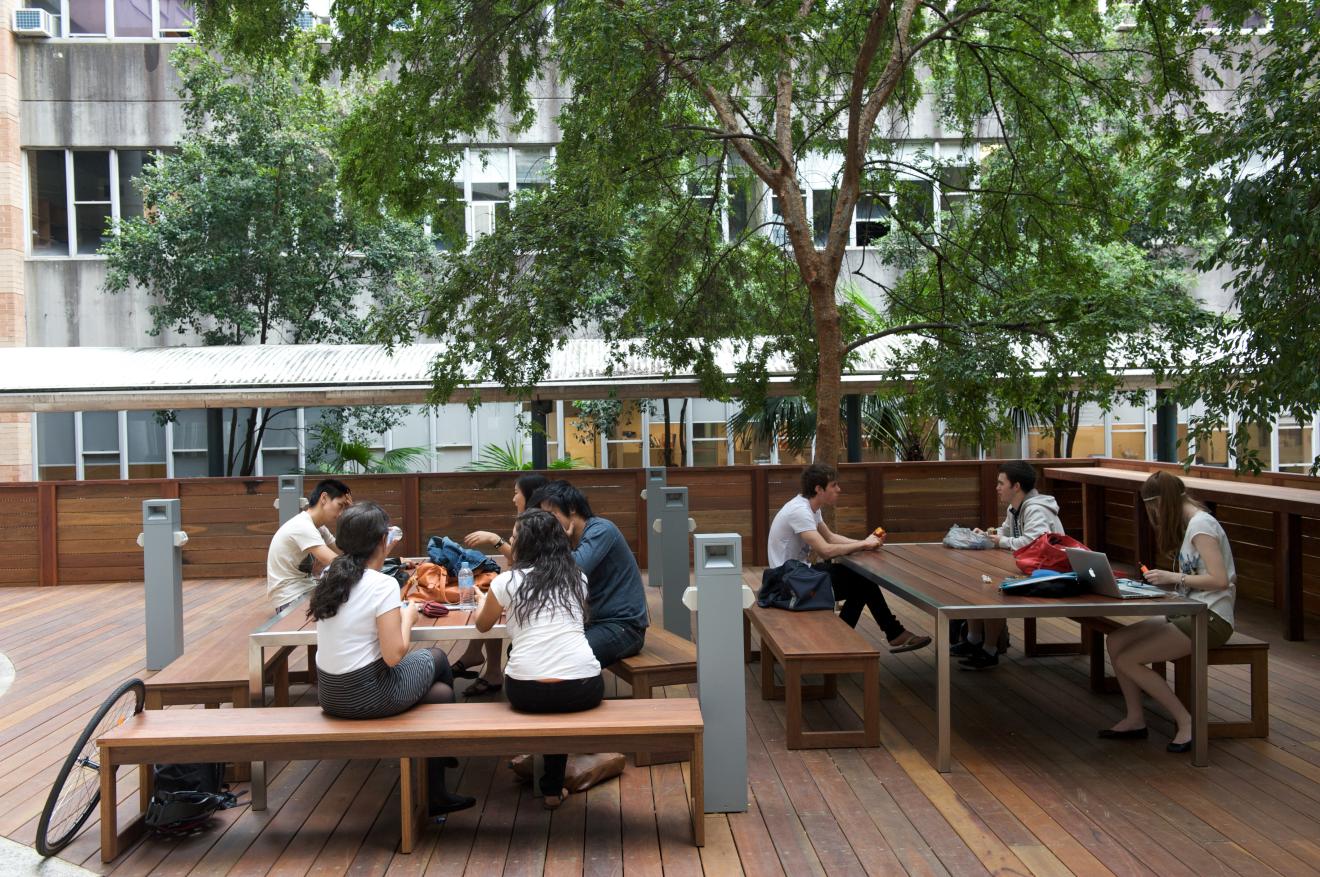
[3,576,1320,876]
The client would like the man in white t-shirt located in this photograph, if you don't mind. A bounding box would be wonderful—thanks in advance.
[767,463,931,653]
[266,478,353,611]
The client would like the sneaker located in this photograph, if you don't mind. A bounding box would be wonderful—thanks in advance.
[958,648,999,670]
[949,640,981,658]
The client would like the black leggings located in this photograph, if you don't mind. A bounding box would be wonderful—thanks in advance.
[504,675,605,797]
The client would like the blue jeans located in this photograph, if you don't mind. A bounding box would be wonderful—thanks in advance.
[586,621,646,668]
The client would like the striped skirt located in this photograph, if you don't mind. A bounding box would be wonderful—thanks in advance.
[317,650,437,720]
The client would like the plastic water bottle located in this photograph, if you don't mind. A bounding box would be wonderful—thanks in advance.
[457,561,476,609]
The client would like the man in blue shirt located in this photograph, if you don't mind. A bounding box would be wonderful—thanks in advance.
[530,481,649,667]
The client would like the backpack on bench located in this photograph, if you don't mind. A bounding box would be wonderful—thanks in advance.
[145,763,240,835]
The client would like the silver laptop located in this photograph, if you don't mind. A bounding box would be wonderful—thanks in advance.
[1065,548,1170,600]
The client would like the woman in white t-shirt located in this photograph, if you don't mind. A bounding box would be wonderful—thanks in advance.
[1100,472,1237,753]
[309,501,475,816]
[475,508,602,810]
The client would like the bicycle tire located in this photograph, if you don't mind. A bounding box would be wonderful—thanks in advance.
[35,678,145,857]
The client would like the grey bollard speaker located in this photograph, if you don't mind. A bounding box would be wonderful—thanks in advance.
[277,475,305,526]
[141,499,186,670]
[643,467,667,590]
[693,534,748,812]
[656,486,693,640]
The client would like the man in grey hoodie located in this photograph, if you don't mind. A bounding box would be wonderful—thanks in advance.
[958,461,1064,669]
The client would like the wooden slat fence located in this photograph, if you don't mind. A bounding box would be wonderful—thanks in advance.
[1,457,1316,619]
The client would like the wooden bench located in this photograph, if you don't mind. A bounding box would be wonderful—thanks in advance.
[605,626,698,766]
[144,602,307,711]
[1080,617,1269,738]
[742,605,880,750]
[96,699,704,863]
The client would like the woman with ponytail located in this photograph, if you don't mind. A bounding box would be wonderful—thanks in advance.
[310,501,475,815]
[474,509,602,809]
[1099,471,1237,753]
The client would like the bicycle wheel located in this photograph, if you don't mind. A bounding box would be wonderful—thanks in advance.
[35,678,145,857]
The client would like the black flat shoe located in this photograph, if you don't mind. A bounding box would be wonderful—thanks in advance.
[949,640,980,658]
[428,791,477,816]
[1098,727,1149,740]
[1166,739,1192,753]
[451,660,481,680]
[958,649,998,670]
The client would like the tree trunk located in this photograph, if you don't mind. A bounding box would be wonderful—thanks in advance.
[811,279,844,466]
[679,399,688,466]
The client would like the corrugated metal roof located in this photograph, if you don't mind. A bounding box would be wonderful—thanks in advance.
[0,340,1157,412]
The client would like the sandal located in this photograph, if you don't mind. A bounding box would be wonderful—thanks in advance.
[888,631,932,654]
[451,660,481,680]
[543,788,570,810]
[463,677,503,698]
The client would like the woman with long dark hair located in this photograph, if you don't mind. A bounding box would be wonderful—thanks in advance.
[452,473,550,697]
[475,508,602,809]
[310,501,475,815]
[1099,471,1237,753]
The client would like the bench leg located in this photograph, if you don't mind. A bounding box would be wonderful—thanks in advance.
[785,664,805,749]
[307,645,318,684]
[1024,617,1085,657]
[761,648,781,701]
[691,731,704,846]
[98,749,146,863]
[399,758,427,854]
[273,654,290,708]
[1249,651,1269,738]
[743,614,759,663]
[862,659,880,748]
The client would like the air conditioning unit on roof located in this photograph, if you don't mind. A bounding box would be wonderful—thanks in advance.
[13,8,57,38]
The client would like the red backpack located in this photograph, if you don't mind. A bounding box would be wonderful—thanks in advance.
[1012,533,1088,574]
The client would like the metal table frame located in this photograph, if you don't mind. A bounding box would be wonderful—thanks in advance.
[842,546,1209,773]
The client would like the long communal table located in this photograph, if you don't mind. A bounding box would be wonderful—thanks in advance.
[246,598,509,808]
[841,543,1209,772]
[1045,464,1318,641]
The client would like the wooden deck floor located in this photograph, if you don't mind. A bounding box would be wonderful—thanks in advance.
[3,574,1320,876]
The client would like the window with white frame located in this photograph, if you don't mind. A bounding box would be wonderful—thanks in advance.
[28,149,158,257]
[1276,416,1315,473]
[62,0,195,38]
[468,148,510,240]
[515,147,553,196]
[853,192,891,246]
[690,399,730,467]
[259,408,301,476]
[37,412,76,481]
[126,410,167,478]
[80,411,121,480]
[171,409,210,477]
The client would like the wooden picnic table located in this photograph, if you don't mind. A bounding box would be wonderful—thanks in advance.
[841,543,1209,772]
[1045,465,1318,640]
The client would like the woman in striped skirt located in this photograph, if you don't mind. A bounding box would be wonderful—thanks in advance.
[309,501,475,816]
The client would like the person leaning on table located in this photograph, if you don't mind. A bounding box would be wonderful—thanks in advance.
[959,460,1064,669]
[1098,471,1237,754]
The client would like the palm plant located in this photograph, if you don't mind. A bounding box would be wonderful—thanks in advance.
[461,441,581,471]
[729,394,939,461]
[305,430,430,474]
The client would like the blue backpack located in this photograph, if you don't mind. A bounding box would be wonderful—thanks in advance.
[426,536,500,578]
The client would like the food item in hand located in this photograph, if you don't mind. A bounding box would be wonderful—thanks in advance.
[873,526,886,538]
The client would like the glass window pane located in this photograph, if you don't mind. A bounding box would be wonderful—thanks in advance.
[1278,416,1314,471]
[693,422,726,440]
[515,147,553,188]
[173,452,208,478]
[690,398,726,422]
[38,413,76,480]
[69,0,107,34]
[115,0,152,35]
[1242,422,1271,468]
[260,408,300,450]
[159,0,195,35]
[75,203,113,253]
[73,151,111,202]
[261,451,299,477]
[468,148,509,183]
[431,184,465,251]
[812,189,835,248]
[855,194,890,245]
[896,180,933,228]
[126,411,165,463]
[727,182,750,239]
[172,409,208,450]
[82,411,119,453]
[29,151,69,254]
[692,441,725,467]
[435,405,471,446]
[471,181,510,202]
[117,150,151,218]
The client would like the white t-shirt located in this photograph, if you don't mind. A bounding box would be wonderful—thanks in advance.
[490,568,600,682]
[267,511,336,608]
[315,568,401,675]
[1175,511,1237,628]
[767,495,823,568]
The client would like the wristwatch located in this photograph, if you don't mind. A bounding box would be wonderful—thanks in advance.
[495,537,506,549]
[1179,572,1186,588]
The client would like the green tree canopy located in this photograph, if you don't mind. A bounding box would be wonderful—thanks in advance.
[1176,2,1320,472]
[198,1,1243,465]
[103,42,439,475]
